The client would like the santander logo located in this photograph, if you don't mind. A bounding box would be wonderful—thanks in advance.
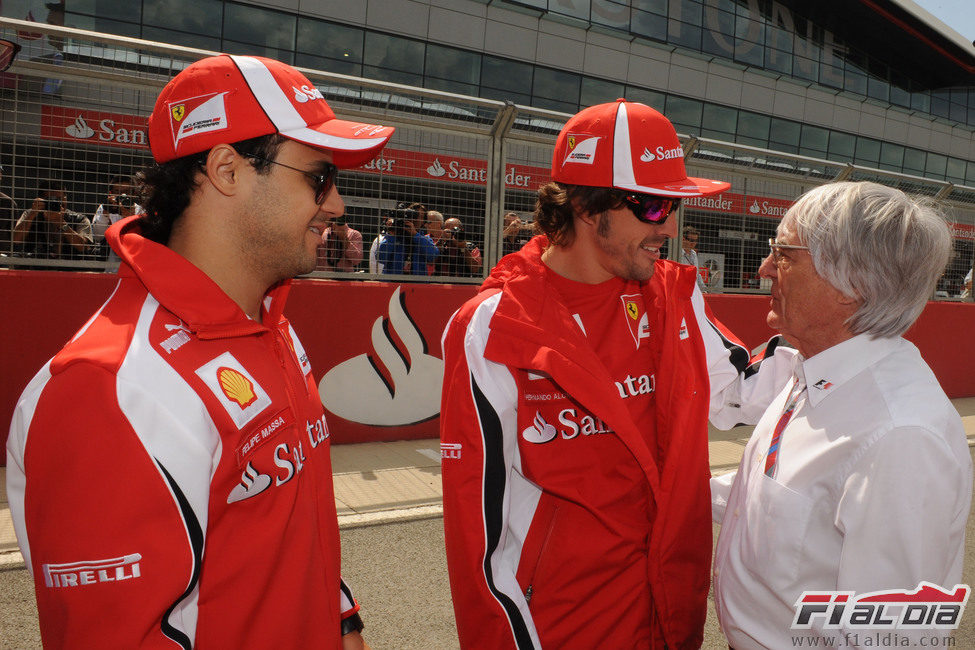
[640,144,684,163]
[318,288,444,426]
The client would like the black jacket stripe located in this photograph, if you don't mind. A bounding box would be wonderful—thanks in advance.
[470,374,537,649]
[157,461,206,650]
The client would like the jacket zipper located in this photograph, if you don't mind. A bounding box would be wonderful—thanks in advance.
[524,506,559,607]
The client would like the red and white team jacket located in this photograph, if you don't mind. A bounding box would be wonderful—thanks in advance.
[6,217,357,648]
[439,237,794,649]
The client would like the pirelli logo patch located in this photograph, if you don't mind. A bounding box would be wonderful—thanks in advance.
[43,553,142,588]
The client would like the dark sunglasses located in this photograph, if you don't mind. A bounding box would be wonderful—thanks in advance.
[245,154,338,205]
[617,192,681,225]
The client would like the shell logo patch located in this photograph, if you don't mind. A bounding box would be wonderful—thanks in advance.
[196,352,272,429]
[218,367,257,408]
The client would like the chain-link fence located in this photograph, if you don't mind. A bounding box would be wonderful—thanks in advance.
[2,17,973,298]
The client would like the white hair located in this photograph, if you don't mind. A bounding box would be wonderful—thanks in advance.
[781,181,952,338]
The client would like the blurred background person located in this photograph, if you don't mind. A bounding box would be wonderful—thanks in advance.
[92,175,140,262]
[681,225,706,292]
[501,210,533,257]
[369,215,392,274]
[436,217,480,276]
[12,180,92,260]
[377,206,438,275]
[318,215,363,272]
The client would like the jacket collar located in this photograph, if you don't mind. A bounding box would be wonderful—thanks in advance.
[107,216,289,337]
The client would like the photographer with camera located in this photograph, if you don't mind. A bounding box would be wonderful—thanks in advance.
[318,215,363,272]
[502,211,533,257]
[92,175,141,262]
[12,180,93,261]
[435,216,481,277]
[376,206,438,275]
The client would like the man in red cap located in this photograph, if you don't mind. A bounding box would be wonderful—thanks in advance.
[6,54,393,649]
[440,99,794,649]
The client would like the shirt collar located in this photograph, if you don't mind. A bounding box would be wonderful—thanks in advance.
[798,333,900,407]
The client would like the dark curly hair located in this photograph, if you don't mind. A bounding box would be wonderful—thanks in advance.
[135,134,288,244]
[533,182,625,246]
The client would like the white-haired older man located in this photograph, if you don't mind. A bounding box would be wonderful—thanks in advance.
[712,181,973,650]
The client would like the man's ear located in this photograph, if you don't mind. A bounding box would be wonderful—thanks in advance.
[571,196,597,228]
[203,144,248,199]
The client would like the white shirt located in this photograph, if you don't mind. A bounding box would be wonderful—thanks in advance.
[712,334,972,650]
[682,248,706,291]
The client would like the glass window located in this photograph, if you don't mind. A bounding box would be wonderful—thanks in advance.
[903,148,926,174]
[888,70,910,109]
[828,131,855,161]
[224,3,295,50]
[701,6,734,58]
[624,86,665,111]
[854,137,881,165]
[426,43,480,85]
[361,65,422,87]
[533,67,580,104]
[591,0,631,30]
[733,6,764,67]
[67,14,141,38]
[424,77,479,97]
[295,52,361,77]
[843,49,868,96]
[363,32,424,76]
[532,96,580,114]
[143,0,223,35]
[581,77,624,107]
[879,142,904,171]
[297,18,363,64]
[738,111,770,143]
[866,56,889,102]
[769,118,801,148]
[71,0,141,22]
[799,124,828,155]
[142,25,221,51]
[765,25,792,75]
[925,153,947,178]
[668,18,702,50]
[911,89,930,113]
[664,96,702,132]
[479,86,531,105]
[702,103,737,137]
[222,40,294,64]
[482,55,533,95]
[947,158,967,184]
[631,8,666,41]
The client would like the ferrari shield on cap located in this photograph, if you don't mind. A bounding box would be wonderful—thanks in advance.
[552,98,730,197]
[147,54,394,168]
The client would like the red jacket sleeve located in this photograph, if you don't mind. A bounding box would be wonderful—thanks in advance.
[8,362,205,648]
[439,303,541,649]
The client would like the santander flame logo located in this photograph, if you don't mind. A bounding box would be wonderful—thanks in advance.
[318,288,444,426]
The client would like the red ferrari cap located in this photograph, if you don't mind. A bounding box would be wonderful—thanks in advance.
[552,99,730,197]
[147,54,394,168]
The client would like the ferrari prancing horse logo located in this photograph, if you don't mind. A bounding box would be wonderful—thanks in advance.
[171,104,186,122]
